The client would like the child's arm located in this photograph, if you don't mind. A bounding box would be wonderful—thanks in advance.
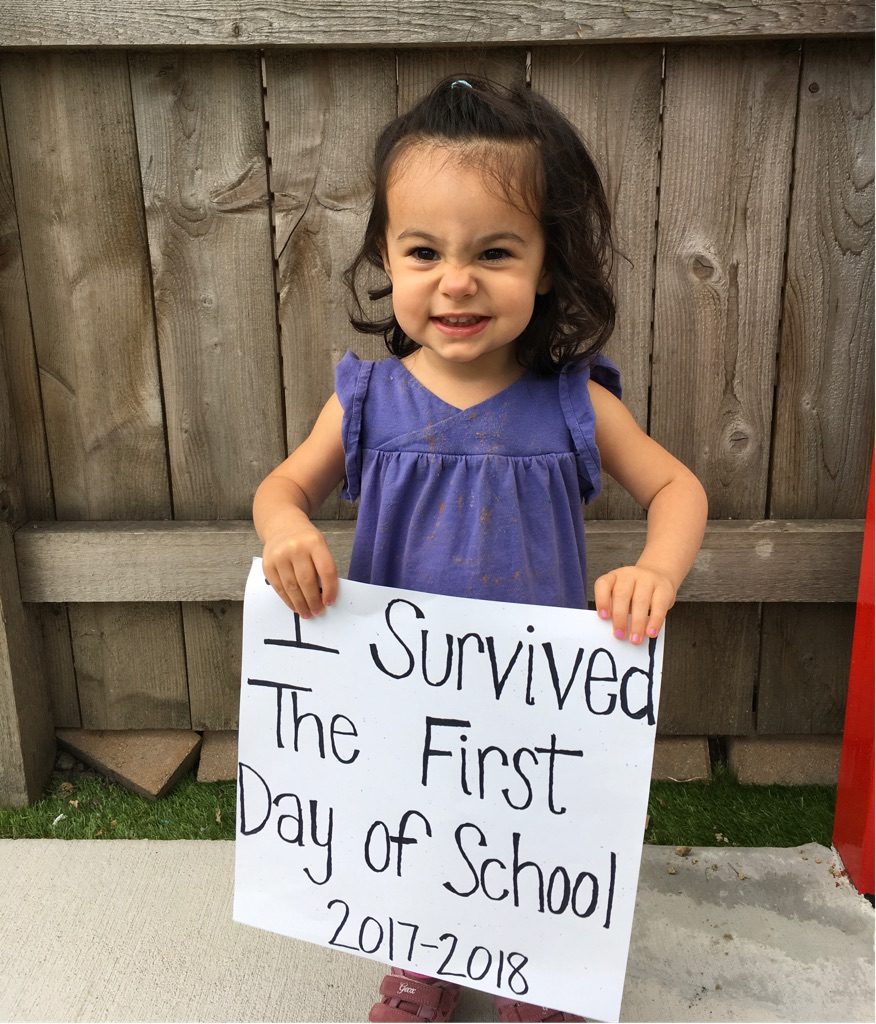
[588,380,708,645]
[253,394,347,618]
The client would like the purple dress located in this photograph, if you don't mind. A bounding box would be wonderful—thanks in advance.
[336,351,621,610]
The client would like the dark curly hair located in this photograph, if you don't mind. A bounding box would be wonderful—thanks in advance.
[344,75,617,375]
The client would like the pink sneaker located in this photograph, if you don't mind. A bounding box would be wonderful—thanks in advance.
[494,995,588,1022]
[369,969,461,1022]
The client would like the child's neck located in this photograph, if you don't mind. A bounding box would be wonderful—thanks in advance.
[401,347,525,411]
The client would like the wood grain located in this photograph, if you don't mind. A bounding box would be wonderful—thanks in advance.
[656,603,756,735]
[267,50,395,519]
[651,43,799,509]
[759,40,874,735]
[130,50,285,729]
[0,0,870,48]
[756,603,852,734]
[69,602,189,728]
[1,52,188,728]
[130,50,284,517]
[649,42,800,738]
[770,42,874,519]
[0,64,79,725]
[0,524,54,806]
[0,87,53,521]
[14,518,864,603]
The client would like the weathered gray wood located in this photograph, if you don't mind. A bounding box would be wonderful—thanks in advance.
[129,51,285,730]
[759,41,874,735]
[648,42,801,741]
[0,86,52,521]
[0,70,79,726]
[184,602,243,728]
[1,52,188,729]
[770,42,874,519]
[652,42,799,513]
[14,518,864,603]
[268,50,395,519]
[756,603,853,734]
[0,524,54,807]
[532,44,662,520]
[0,281,56,802]
[69,603,190,728]
[656,603,757,735]
[0,1,870,49]
[130,51,284,518]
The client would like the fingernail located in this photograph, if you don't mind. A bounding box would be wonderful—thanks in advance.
[647,627,659,637]
[614,628,625,639]
[630,633,641,644]
[598,609,610,620]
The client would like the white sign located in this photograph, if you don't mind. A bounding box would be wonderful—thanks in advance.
[234,559,663,1022]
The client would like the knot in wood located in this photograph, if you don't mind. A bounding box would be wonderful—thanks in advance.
[690,254,715,281]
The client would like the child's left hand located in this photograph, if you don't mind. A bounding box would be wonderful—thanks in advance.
[594,565,678,644]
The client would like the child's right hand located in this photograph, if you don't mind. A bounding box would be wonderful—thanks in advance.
[261,518,339,618]
[253,393,347,619]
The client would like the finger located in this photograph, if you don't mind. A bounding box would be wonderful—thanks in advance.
[263,563,297,613]
[645,586,675,639]
[312,547,339,607]
[288,560,324,617]
[628,582,653,644]
[609,575,635,640]
[277,567,312,617]
[593,573,615,623]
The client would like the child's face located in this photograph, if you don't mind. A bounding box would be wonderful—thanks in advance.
[382,144,551,373]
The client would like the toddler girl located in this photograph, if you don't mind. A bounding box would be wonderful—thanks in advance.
[254,75,707,1024]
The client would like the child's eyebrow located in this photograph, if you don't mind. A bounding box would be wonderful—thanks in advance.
[396,229,527,246]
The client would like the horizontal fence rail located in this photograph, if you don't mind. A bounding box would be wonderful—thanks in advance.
[14,519,865,603]
[0,0,872,49]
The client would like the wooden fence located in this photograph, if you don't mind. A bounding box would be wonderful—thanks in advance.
[0,2,873,804]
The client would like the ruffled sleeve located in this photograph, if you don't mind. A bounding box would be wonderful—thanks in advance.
[559,353,622,503]
[335,351,374,502]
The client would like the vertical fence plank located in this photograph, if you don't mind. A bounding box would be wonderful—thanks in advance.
[267,50,396,524]
[1,52,188,729]
[0,66,79,727]
[0,523,54,806]
[532,44,662,521]
[650,42,800,734]
[130,51,285,729]
[0,80,53,521]
[759,41,874,734]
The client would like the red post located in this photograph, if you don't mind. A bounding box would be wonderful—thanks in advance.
[832,454,874,897]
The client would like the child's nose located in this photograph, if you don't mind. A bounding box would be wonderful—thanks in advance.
[439,264,477,298]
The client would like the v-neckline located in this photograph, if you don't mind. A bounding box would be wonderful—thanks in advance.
[395,357,529,414]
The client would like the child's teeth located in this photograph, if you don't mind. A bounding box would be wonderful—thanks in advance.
[442,316,479,324]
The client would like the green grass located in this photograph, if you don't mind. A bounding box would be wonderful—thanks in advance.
[0,772,236,840]
[645,764,836,848]
[0,763,836,847]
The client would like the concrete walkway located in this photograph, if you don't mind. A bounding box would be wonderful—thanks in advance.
[0,840,872,1023]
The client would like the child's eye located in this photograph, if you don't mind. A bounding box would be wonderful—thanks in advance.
[481,248,512,261]
[408,247,438,262]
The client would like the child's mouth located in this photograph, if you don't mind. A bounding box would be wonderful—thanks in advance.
[431,315,490,337]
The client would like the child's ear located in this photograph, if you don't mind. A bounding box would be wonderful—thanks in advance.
[536,265,552,295]
[380,245,392,281]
